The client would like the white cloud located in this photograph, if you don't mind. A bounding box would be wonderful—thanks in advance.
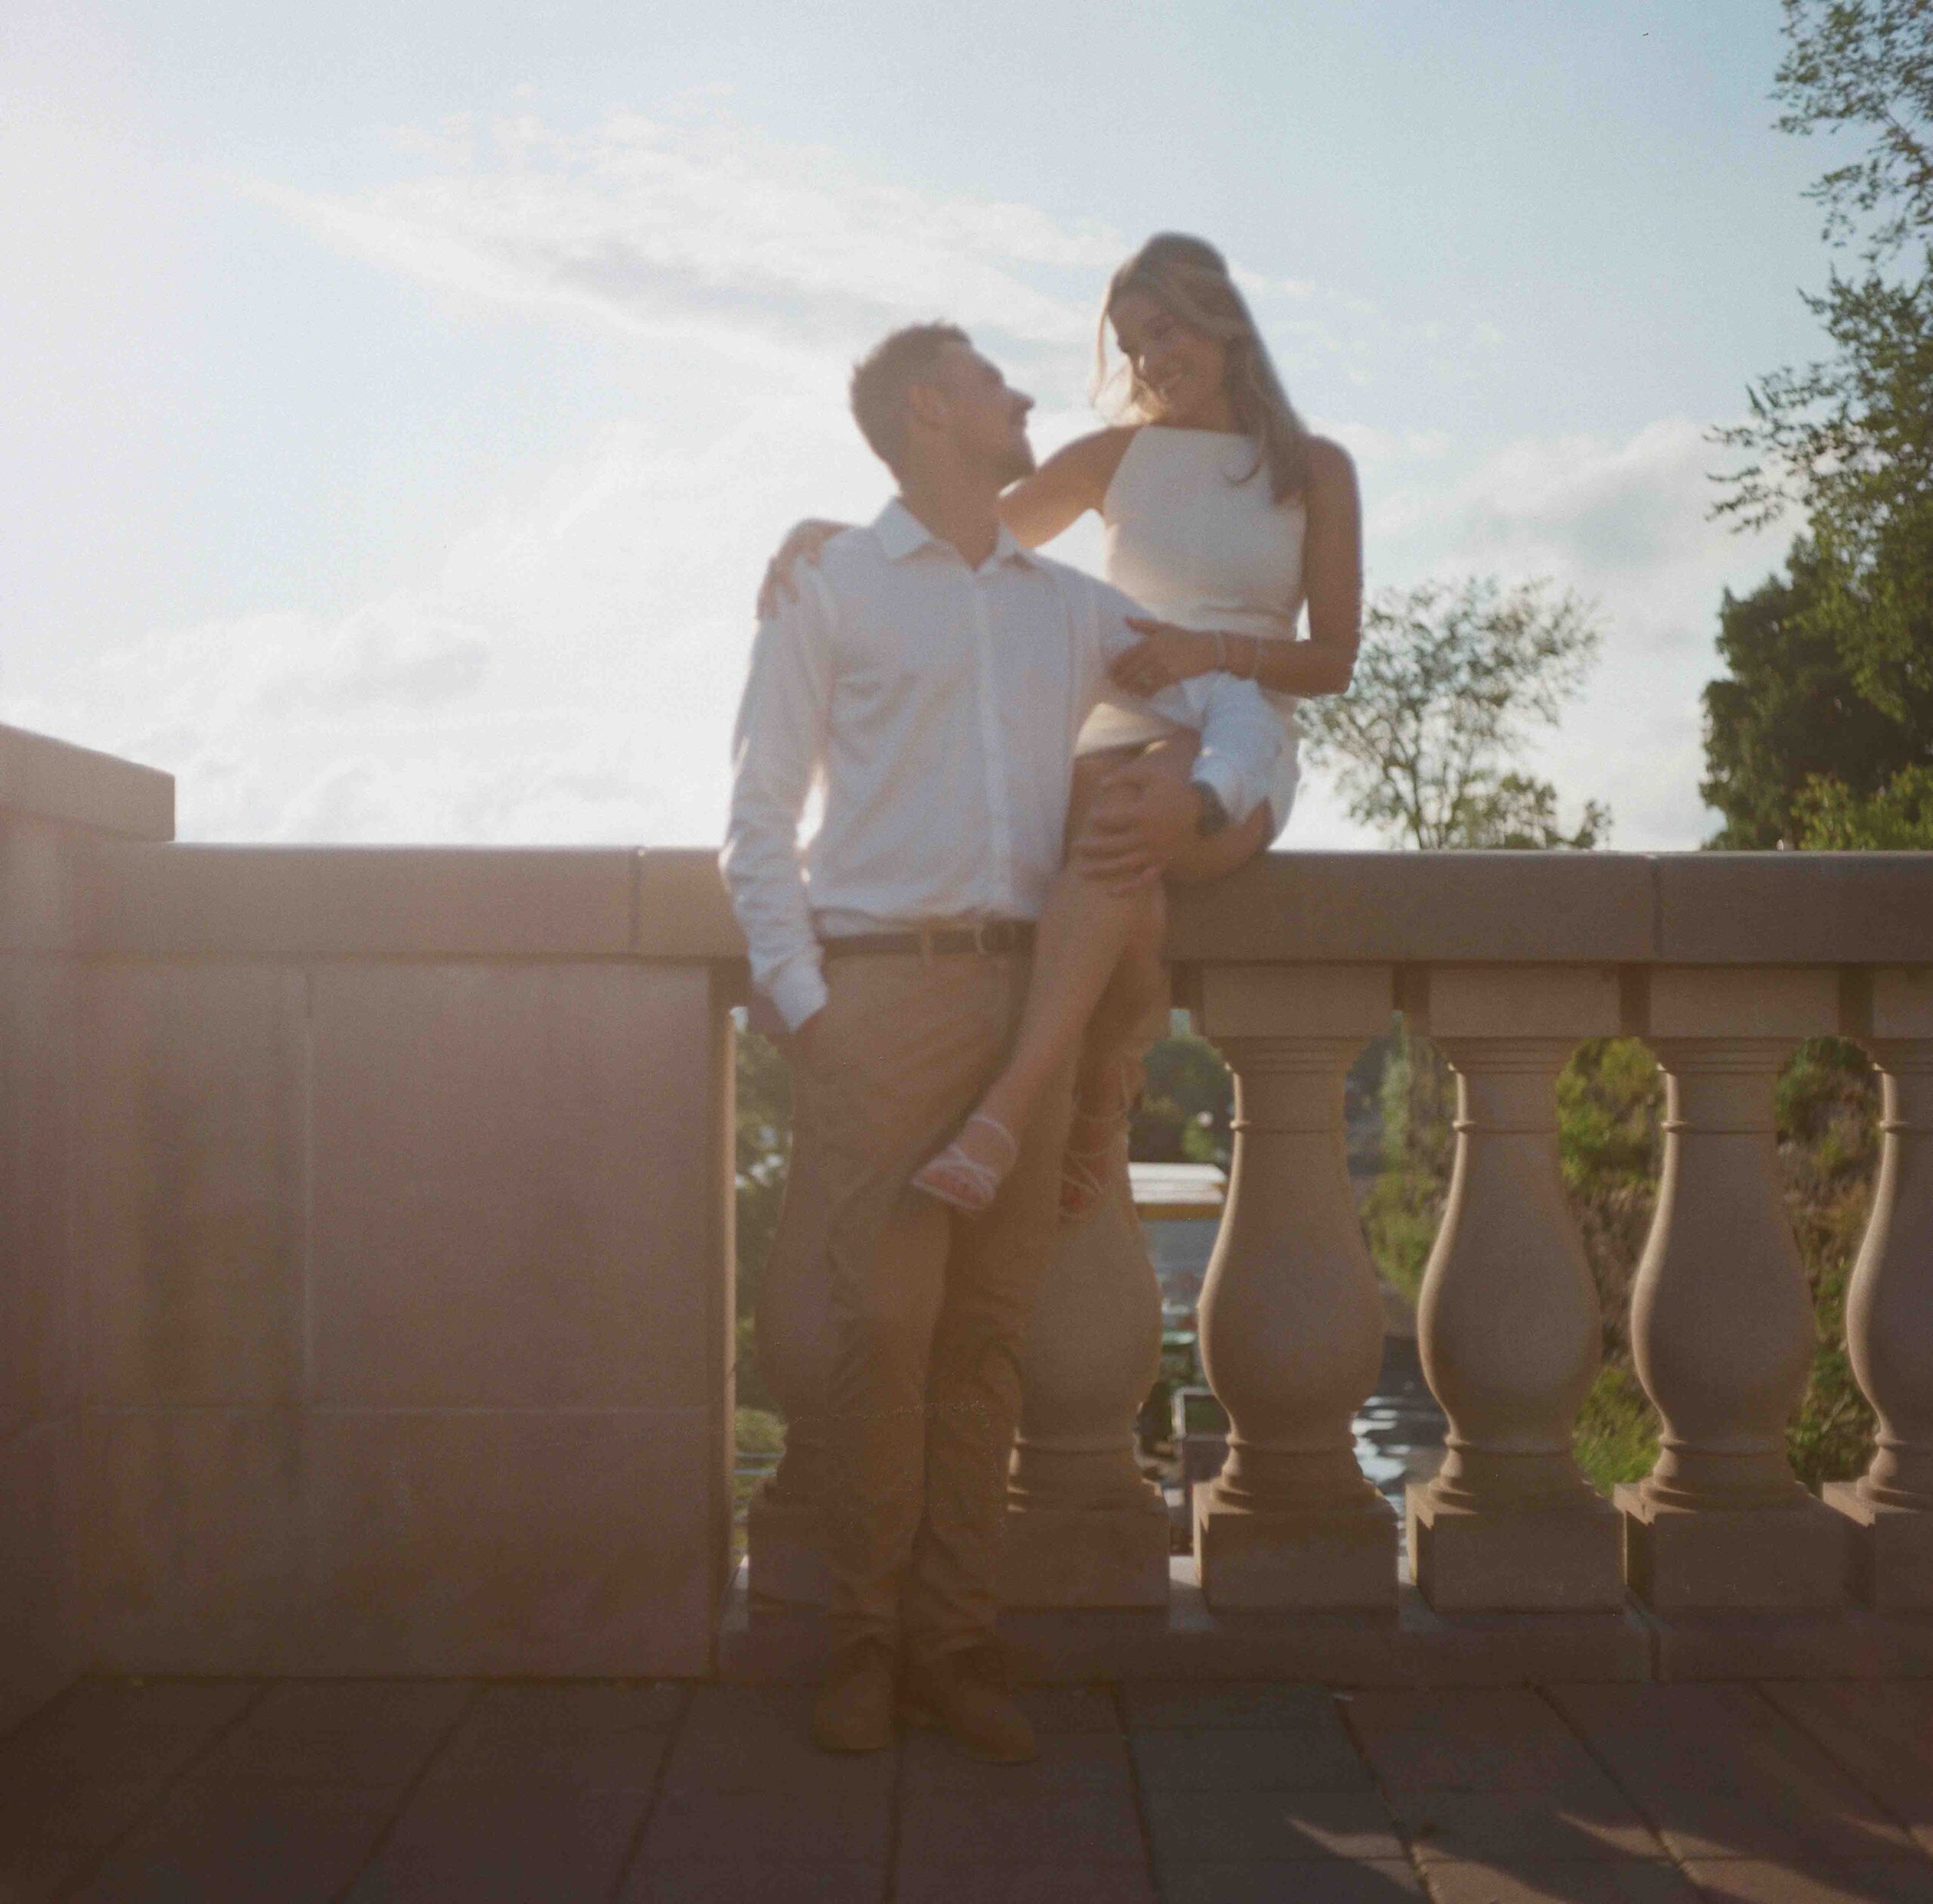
[1360,417,1789,849]
[14,398,886,846]
[252,110,1115,390]
[12,103,1777,858]
[251,106,1473,403]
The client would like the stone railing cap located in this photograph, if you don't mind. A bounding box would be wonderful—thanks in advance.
[69,843,1933,965]
[0,724,174,842]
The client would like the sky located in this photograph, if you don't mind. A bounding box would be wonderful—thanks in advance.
[2,1,1844,849]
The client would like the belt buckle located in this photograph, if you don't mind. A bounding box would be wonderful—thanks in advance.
[969,920,991,955]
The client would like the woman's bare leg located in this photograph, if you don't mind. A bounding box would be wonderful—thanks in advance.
[914,744,1275,1211]
[973,760,1157,1134]
[913,752,1156,1207]
[1053,777,1274,1214]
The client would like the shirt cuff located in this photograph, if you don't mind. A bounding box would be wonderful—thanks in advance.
[1190,753,1256,828]
[768,954,829,1034]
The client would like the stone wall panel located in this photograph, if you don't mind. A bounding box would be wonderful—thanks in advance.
[307,963,716,1410]
[0,1417,84,1734]
[88,1406,714,1678]
[0,957,79,1440]
[77,965,307,1408]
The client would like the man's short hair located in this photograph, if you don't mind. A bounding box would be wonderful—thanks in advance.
[849,322,970,475]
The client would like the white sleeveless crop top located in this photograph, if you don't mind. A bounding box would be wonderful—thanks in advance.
[1082,426,1307,830]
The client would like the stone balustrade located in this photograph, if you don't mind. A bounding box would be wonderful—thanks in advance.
[4,721,1933,1726]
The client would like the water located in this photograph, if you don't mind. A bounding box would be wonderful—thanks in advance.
[1353,1330,1448,1512]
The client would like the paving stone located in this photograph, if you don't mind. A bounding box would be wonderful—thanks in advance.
[197,1680,473,1788]
[1131,1722,1374,1792]
[0,1680,261,1856]
[894,1862,1158,1903]
[346,1777,649,1902]
[1161,1862,1426,1902]
[1011,1684,1122,1733]
[0,1680,258,1794]
[896,1779,1145,1867]
[1547,1682,1916,1865]
[1759,1680,1933,1852]
[901,1726,1132,1793]
[619,1863,886,1903]
[426,1682,678,1786]
[1123,1678,1343,1730]
[0,1837,99,1903]
[73,1779,391,1904]
[1145,1786,1407,1865]
[644,1785,893,1868]
[661,1687,896,1802]
[1680,1861,1933,1903]
[1348,1690,1626,1792]
[0,1779,176,1862]
[1420,1864,1700,1902]
[1392,1788,1667,1865]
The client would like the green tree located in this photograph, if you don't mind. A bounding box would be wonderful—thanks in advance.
[1302,575,1616,1319]
[1711,1,1933,824]
[1702,539,1928,845]
[1300,577,1610,851]
[733,1021,792,1412]
[1135,1025,1235,1165]
[1795,760,1933,845]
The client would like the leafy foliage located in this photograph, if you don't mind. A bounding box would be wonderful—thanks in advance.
[734,1022,792,1412]
[1795,760,1933,844]
[1713,267,1933,729]
[1712,3,1933,790]
[1702,540,1930,845]
[1134,1027,1235,1165]
[1773,0,1933,263]
[1777,1039,1882,1488]
[1299,577,1608,851]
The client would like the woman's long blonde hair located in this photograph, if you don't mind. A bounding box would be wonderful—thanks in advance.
[1097,233,1309,503]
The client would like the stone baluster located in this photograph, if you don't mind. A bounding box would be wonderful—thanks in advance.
[1193,965,1395,1610]
[1826,969,1933,1608]
[1003,1158,1170,1608]
[1406,969,1624,1612]
[1617,968,1848,1610]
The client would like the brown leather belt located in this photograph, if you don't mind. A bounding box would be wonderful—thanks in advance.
[819,920,1036,960]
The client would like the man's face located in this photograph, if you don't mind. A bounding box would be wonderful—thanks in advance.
[922,343,1036,485]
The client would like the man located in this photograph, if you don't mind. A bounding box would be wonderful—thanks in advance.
[721,323,1278,1762]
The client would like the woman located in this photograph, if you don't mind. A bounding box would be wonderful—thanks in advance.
[763,233,1362,1216]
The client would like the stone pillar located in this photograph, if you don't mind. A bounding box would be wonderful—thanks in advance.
[1827,969,1933,1608]
[1002,1159,1170,1608]
[1193,965,1396,1610]
[1617,968,1849,1610]
[1405,969,1624,1612]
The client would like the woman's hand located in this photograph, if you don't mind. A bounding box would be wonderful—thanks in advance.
[1110,618,1222,698]
[757,519,849,619]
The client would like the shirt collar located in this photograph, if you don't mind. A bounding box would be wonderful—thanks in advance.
[872,498,1034,570]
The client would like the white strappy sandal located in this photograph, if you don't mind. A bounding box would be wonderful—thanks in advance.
[911,1113,1019,1216]
[1059,1059,1139,1225]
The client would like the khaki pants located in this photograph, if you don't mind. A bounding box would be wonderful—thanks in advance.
[778,948,1073,1663]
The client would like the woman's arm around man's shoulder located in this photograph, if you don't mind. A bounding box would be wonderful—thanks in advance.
[998,426,1139,548]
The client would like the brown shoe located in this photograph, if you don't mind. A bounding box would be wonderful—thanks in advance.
[904,1650,1037,1764]
[811,1640,898,1754]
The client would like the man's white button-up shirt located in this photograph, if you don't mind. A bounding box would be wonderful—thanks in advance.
[721,498,1282,1031]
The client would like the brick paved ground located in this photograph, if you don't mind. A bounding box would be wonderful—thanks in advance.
[2,1676,1931,1902]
